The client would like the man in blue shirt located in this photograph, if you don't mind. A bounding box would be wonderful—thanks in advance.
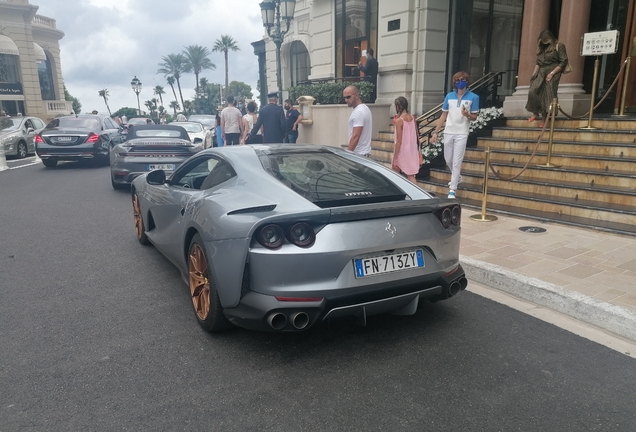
[284,99,303,143]
[431,71,479,199]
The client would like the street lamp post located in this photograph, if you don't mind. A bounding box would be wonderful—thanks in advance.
[130,76,142,115]
[259,0,296,104]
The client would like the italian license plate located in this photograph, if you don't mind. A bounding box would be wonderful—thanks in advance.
[147,164,175,171]
[354,250,425,278]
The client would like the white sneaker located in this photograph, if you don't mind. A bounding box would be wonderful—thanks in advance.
[448,190,456,199]
[448,175,463,187]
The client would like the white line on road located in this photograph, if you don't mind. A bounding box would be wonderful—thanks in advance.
[7,160,41,170]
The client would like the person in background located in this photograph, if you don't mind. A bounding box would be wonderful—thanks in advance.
[248,92,285,144]
[238,100,247,116]
[343,85,372,157]
[121,115,128,124]
[215,113,223,147]
[431,71,479,199]
[91,110,98,114]
[0,110,7,117]
[176,113,187,122]
[242,101,262,144]
[526,30,569,127]
[146,118,154,125]
[358,48,379,103]
[284,99,303,144]
[392,96,420,184]
[220,96,243,145]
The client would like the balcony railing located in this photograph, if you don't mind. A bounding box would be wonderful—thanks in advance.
[45,101,73,115]
[32,15,57,29]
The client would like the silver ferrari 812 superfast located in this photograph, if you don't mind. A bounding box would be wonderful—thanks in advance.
[131,144,466,332]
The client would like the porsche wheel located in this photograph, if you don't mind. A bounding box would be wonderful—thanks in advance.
[188,234,232,332]
[132,193,150,245]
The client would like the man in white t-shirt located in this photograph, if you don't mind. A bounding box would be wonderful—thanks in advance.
[343,85,372,157]
[220,96,243,145]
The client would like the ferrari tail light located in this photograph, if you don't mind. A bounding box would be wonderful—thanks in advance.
[35,135,44,144]
[86,133,99,143]
[286,222,315,248]
[257,224,285,249]
[434,205,461,228]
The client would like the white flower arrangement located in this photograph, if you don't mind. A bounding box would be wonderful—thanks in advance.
[421,107,504,164]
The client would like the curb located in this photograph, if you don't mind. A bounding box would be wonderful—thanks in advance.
[460,255,636,342]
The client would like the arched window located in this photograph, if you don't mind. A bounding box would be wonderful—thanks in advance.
[290,41,310,86]
[37,55,56,100]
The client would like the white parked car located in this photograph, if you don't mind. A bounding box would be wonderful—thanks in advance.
[171,121,212,148]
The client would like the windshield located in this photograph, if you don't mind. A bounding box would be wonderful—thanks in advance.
[49,117,100,130]
[189,116,215,128]
[259,150,406,207]
[0,118,20,132]
[178,123,203,133]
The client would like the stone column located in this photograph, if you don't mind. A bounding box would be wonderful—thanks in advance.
[502,0,550,116]
[556,0,592,116]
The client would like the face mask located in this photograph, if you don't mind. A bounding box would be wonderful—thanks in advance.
[238,104,243,108]
[456,80,467,90]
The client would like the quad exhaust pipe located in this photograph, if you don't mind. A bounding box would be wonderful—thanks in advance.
[267,311,310,330]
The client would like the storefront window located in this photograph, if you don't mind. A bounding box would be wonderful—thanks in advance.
[447,0,523,97]
[38,57,56,100]
[0,54,20,83]
[290,41,310,85]
[335,0,379,78]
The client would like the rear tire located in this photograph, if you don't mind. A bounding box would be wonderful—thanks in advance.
[17,141,28,158]
[188,234,232,332]
[41,159,57,168]
[132,192,151,245]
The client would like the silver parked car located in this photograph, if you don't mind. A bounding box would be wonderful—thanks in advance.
[131,144,466,333]
[110,124,203,189]
[0,116,46,158]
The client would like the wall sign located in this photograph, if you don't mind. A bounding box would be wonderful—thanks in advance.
[388,19,400,32]
[581,30,619,56]
[0,82,23,95]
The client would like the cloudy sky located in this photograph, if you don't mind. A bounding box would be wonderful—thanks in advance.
[35,0,266,114]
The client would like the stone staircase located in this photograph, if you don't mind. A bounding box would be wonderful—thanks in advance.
[371,117,636,236]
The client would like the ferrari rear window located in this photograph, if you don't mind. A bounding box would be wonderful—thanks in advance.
[259,151,406,207]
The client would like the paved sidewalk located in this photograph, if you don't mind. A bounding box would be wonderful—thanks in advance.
[458,209,636,342]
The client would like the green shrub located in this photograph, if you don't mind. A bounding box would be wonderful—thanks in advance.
[287,81,374,105]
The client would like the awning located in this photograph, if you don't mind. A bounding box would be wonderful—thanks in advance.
[33,42,47,61]
[0,35,19,56]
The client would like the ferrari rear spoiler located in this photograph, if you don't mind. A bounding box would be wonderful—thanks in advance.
[328,198,442,223]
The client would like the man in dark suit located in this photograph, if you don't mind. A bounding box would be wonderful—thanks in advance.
[249,92,286,143]
[358,48,379,103]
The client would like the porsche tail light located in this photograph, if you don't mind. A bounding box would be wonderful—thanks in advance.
[86,133,99,143]
[35,135,44,144]
[257,224,285,249]
[286,222,315,248]
[434,205,461,228]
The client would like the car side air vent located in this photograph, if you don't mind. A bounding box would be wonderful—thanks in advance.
[228,205,277,215]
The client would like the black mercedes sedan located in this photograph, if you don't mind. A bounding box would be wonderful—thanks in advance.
[35,114,125,167]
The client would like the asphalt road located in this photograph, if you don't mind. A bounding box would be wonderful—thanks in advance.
[1,161,635,431]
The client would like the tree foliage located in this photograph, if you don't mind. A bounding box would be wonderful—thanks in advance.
[226,81,253,101]
[212,35,240,90]
[64,85,82,114]
[157,54,187,110]
[183,45,216,95]
[113,107,140,119]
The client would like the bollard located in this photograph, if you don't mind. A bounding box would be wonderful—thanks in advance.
[614,56,631,117]
[470,146,498,222]
[537,98,561,168]
[580,56,600,130]
[0,145,8,171]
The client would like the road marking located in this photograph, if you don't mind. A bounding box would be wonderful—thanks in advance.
[7,160,41,170]
[468,280,636,358]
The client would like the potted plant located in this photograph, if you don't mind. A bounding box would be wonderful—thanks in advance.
[467,106,505,147]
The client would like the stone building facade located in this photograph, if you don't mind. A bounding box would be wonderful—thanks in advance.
[0,0,72,121]
[255,0,636,116]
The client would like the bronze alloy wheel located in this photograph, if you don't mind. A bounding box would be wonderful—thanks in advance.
[187,234,232,332]
[189,243,211,321]
[132,193,150,245]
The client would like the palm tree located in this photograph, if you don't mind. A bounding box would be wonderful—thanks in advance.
[144,100,157,117]
[169,101,180,115]
[98,89,111,115]
[183,100,193,115]
[166,76,178,104]
[212,35,240,91]
[182,45,216,96]
[157,54,187,110]
[153,85,165,107]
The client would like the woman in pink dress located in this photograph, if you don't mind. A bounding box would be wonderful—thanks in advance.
[392,96,420,184]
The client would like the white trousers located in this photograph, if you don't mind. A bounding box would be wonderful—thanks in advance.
[443,133,468,190]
